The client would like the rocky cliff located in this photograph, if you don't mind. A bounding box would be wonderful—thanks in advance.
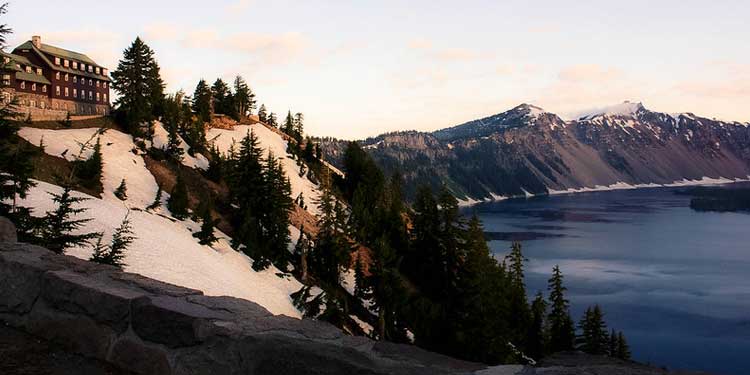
[320,102,750,202]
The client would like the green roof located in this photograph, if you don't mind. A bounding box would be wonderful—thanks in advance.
[16,40,101,67]
[13,41,110,82]
[15,71,51,85]
[0,51,41,71]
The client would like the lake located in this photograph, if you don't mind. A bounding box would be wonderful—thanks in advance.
[469,185,750,375]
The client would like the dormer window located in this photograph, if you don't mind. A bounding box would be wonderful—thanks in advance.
[73,62,78,69]
[95,67,100,74]
[103,69,108,76]
[55,57,60,65]
[25,66,32,73]
[88,66,93,73]
[63,59,69,67]
[36,68,42,75]
[80,63,85,71]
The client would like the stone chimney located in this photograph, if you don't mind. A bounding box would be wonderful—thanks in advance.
[31,35,41,48]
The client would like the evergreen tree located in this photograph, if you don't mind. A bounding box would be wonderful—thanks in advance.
[309,171,352,287]
[162,93,187,161]
[146,186,162,210]
[39,186,98,254]
[616,331,631,360]
[232,75,255,119]
[547,265,576,352]
[259,150,293,268]
[193,201,218,245]
[114,179,128,200]
[267,112,278,127]
[577,305,609,355]
[228,130,264,258]
[192,79,212,123]
[528,291,548,360]
[258,104,268,123]
[0,100,36,217]
[293,112,304,142]
[505,241,531,348]
[111,37,165,136]
[211,78,234,117]
[204,144,223,182]
[74,137,103,187]
[283,110,295,136]
[89,213,134,268]
[168,172,189,219]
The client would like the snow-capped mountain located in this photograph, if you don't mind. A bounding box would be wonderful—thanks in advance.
[320,102,750,203]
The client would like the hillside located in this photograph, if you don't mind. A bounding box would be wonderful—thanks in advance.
[14,122,326,318]
[320,102,750,203]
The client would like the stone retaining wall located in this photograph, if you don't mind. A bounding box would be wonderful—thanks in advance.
[0,235,487,375]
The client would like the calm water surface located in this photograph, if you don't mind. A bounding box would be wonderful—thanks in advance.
[469,185,750,375]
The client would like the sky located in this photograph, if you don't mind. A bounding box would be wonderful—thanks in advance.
[5,0,750,139]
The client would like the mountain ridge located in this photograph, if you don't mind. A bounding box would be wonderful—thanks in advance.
[319,101,750,202]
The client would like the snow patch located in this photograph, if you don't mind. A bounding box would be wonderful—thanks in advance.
[578,101,644,120]
[151,121,209,170]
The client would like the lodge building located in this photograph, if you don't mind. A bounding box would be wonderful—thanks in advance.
[1,35,110,117]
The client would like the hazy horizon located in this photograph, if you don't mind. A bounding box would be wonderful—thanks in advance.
[6,0,749,139]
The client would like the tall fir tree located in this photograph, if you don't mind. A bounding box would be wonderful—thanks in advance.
[89,213,134,268]
[267,112,278,127]
[505,241,531,349]
[616,331,631,360]
[111,37,165,136]
[257,104,268,123]
[192,79,213,124]
[193,200,218,246]
[232,75,255,119]
[528,291,548,360]
[547,265,576,353]
[282,110,295,136]
[114,179,128,200]
[146,186,163,210]
[577,305,609,355]
[211,78,234,118]
[38,186,98,254]
[73,137,103,188]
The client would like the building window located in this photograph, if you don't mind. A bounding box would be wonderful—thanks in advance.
[96,81,100,88]
[63,59,69,67]
[64,73,69,82]
[103,69,108,76]
[55,86,60,96]
[36,68,42,75]
[31,83,36,91]
[73,62,78,69]
[103,82,107,89]
[25,66,32,73]
[95,67,100,75]
[42,85,47,93]
[96,93,100,102]
[2,74,10,86]
[103,94,107,102]
[20,81,25,89]
[88,91,93,100]
[80,63,85,71]
[73,76,77,84]
[64,87,69,97]
[73,88,77,98]
[55,57,60,65]
[89,79,93,86]
[40,101,46,109]
[55,72,60,80]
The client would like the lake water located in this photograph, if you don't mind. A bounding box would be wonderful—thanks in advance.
[469,185,750,375]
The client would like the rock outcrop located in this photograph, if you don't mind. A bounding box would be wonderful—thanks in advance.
[0,238,487,375]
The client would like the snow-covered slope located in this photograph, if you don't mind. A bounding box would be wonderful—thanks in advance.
[16,126,304,318]
[18,127,159,208]
[151,121,209,170]
[207,124,322,215]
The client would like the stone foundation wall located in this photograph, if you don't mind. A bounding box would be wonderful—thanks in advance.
[0,231,485,375]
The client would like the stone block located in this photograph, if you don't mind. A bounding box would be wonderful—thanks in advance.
[108,334,172,375]
[0,216,16,242]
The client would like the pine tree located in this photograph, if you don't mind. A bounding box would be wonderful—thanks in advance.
[616,331,631,360]
[146,186,162,210]
[111,37,165,136]
[267,112,278,127]
[547,265,576,353]
[232,75,255,119]
[114,179,128,200]
[168,172,189,219]
[193,201,218,245]
[39,186,98,254]
[89,213,134,268]
[162,93,186,162]
[211,78,234,117]
[192,79,212,123]
[0,103,36,216]
[74,137,103,187]
[528,291,548,360]
[283,110,295,136]
[577,305,609,355]
[293,112,304,143]
[205,144,223,182]
[258,104,268,123]
[505,241,531,349]
[608,329,618,357]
